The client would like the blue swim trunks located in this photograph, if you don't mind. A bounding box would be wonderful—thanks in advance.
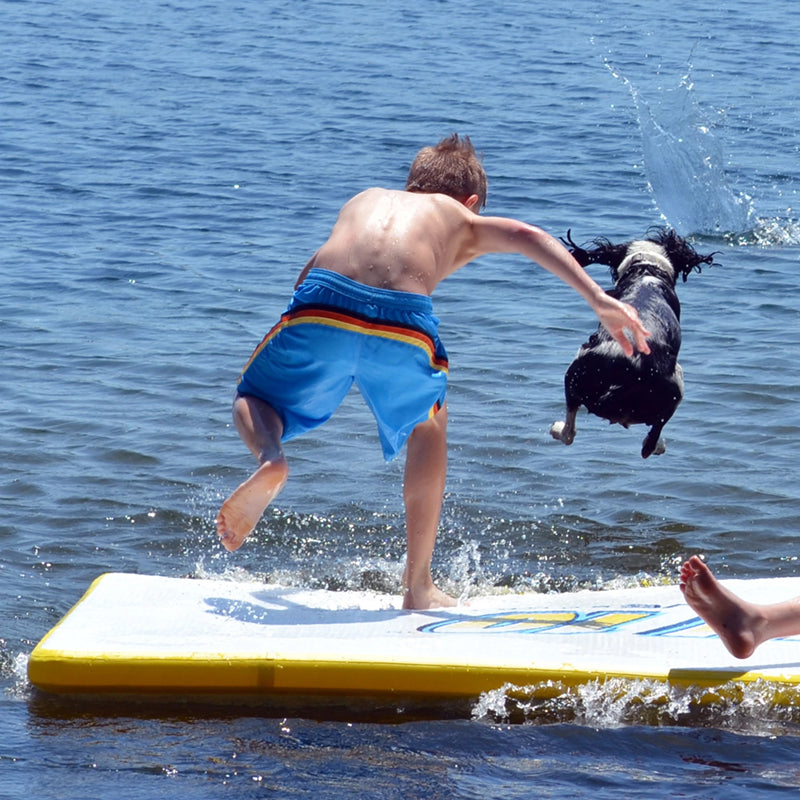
[237,268,449,461]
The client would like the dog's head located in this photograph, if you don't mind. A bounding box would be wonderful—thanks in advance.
[561,227,718,285]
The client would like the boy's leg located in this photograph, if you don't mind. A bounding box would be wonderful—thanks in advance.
[402,402,457,609]
[216,393,289,551]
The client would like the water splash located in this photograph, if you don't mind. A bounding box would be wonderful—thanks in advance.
[473,678,800,736]
[4,653,32,701]
[734,216,800,247]
[608,62,754,236]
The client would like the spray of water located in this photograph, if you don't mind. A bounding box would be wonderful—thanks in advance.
[607,62,754,237]
[473,677,800,735]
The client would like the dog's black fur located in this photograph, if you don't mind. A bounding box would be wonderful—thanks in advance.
[550,227,717,458]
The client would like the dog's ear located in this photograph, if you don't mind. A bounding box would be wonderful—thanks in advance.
[561,231,630,272]
[650,227,720,282]
[560,230,593,268]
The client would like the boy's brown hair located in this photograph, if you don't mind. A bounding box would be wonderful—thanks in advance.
[405,134,488,209]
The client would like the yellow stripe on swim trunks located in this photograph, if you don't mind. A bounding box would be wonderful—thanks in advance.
[242,306,449,376]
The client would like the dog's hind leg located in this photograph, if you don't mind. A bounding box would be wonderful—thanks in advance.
[551,361,585,445]
[641,366,683,458]
[641,423,666,458]
[550,406,577,445]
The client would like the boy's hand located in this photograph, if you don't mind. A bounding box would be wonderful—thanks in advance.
[596,296,651,357]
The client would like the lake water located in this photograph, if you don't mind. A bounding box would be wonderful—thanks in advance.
[3,0,800,796]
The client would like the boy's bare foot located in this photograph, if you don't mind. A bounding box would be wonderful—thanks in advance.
[679,555,761,659]
[402,582,458,610]
[215,459,288,552]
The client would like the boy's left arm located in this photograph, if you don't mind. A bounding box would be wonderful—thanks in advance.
[467,216,651,356]
[590,292,651,357]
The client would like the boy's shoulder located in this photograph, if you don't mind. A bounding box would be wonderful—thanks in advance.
[343,188,469,220]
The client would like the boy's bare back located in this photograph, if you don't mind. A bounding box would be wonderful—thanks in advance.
[298,188,477,295]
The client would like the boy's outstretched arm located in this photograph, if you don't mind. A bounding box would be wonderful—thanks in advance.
[590,292,651,357]
[465,216,651,356]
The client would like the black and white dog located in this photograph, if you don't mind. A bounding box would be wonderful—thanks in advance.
[550,228,717,458]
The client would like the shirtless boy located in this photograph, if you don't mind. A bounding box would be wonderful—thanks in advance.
[215,134,651,610]
[681,555,800,658]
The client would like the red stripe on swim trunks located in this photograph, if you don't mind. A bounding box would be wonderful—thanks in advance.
[286,305,448,368]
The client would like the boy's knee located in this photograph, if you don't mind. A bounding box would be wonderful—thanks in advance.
[412,403,448,439]
[433,404,448,432]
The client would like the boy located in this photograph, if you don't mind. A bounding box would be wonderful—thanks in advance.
[215,134,651,610]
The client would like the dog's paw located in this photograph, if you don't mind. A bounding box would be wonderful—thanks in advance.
[550,421,574,445]
[641,435,667,458]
